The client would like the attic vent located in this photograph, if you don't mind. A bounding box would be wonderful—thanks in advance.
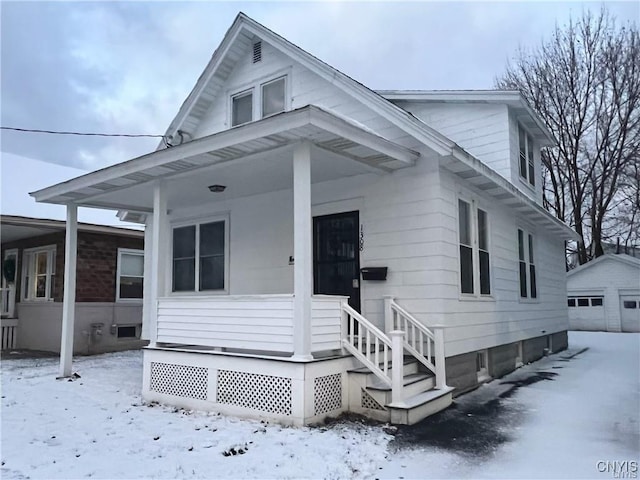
[252,41,262,63]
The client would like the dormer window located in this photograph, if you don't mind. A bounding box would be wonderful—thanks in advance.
[518,125,535,187]
[229,75,288,127]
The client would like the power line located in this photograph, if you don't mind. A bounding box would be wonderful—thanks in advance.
[0,126,166,139]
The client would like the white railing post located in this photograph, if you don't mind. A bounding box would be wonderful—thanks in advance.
[8,285,15,318]
[384,296,394,333]
[389,330,404,404]
[340,299,349,353]
[432,325,447,389]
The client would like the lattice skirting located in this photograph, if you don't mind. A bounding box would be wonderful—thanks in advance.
[217,370,293,416]
[361,388,386,411]
[150,362,208,400]
[314,373,342,415]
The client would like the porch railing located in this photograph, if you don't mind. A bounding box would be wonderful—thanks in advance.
[1,318,18,350]
[384,296,447,390]
[341,298,447,404]
[156,294,345,355]
[1,286,16,318]
[341,303,392,387]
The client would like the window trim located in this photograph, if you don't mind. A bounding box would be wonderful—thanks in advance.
[21,245,56,302]
[230,89,254,127]
[518,124,536,188]
[517,228,538,302]
[227,69,291,127]
[170,214,230,296]
[457,195,493,300]
[116,248,144,303]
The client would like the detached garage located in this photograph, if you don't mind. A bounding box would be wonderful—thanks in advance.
[567,254,640,333]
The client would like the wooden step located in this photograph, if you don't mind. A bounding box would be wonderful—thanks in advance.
[348,357,419,377]
[387,387,455,425]
[365,372,435,406]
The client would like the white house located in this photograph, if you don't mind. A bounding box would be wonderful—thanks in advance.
[30,13,576,425]
[567,254,640,333]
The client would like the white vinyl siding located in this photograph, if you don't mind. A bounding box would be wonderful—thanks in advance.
[22,245,56,301]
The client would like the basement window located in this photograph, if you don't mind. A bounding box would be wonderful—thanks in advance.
[117,325,137,338]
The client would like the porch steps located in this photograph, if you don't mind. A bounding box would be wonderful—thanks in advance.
[348,357,453,425]
[388,386,455,425]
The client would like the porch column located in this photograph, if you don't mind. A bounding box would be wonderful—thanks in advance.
[59,204,77,377]
[149,181,168,346]
[292,141,313,360]
[141,215,154,341]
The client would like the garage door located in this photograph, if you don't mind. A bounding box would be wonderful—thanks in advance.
[620,296,640,333]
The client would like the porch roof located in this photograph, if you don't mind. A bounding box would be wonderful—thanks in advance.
[30,105,420,211]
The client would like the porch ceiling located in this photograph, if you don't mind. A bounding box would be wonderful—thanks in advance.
[30,106,420,212]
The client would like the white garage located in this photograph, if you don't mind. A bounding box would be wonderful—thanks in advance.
[567,254,640,332]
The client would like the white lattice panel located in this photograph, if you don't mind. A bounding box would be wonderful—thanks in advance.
[150,362,208,400]
[361,389,386,411]
[217,370,292,416]
[313,373,342,415]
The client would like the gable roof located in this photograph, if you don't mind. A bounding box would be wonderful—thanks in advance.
[161,12,455,156]
[567,254,640,277]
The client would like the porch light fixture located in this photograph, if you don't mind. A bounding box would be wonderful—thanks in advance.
[208,184,226,193]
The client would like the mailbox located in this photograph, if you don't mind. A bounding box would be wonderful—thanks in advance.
[360,267,388,281]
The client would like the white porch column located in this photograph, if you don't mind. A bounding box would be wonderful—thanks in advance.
[59,204,77,377]
[292,141,313,360]
[141,215,154,341]
[149,181,168,346]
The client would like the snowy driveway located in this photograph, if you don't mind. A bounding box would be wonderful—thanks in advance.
[1,331,638,479]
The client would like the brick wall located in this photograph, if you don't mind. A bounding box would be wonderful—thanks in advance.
[2,230,143,303]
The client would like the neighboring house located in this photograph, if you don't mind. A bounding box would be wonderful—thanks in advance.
[30,13,576,425]
[567,254,640,333]
[1,215,146,353]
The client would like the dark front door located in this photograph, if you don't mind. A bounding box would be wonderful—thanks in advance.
[313,211,361,312]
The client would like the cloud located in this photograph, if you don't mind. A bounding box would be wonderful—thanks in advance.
[1,1,637,172]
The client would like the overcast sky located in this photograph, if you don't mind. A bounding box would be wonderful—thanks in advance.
[1,1,638,172]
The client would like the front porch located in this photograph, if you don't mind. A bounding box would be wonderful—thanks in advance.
[30,106,452,424]
[144,293,451,426]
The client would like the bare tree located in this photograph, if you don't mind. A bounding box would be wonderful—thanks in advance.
[497,8,640,265]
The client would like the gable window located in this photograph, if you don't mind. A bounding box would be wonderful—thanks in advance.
[518,229,537,299]
[117,249,144,301]
[518,125,535,187]
[458,199,491,296]
[262,77,285,118]
[231,90,253,127]
[22,245,56,301]
[172,219,227,293]
[229,74,288,127]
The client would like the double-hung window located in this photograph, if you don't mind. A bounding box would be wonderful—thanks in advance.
[458,199,491,296]
[22,245,56,301]
[518,125,535,187]
[117,249,144,301]
[172,219,227,293]
[518,229,537,299]
[230,75,287,127]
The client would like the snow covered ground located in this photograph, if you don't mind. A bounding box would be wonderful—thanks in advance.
[1,331,638,479]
